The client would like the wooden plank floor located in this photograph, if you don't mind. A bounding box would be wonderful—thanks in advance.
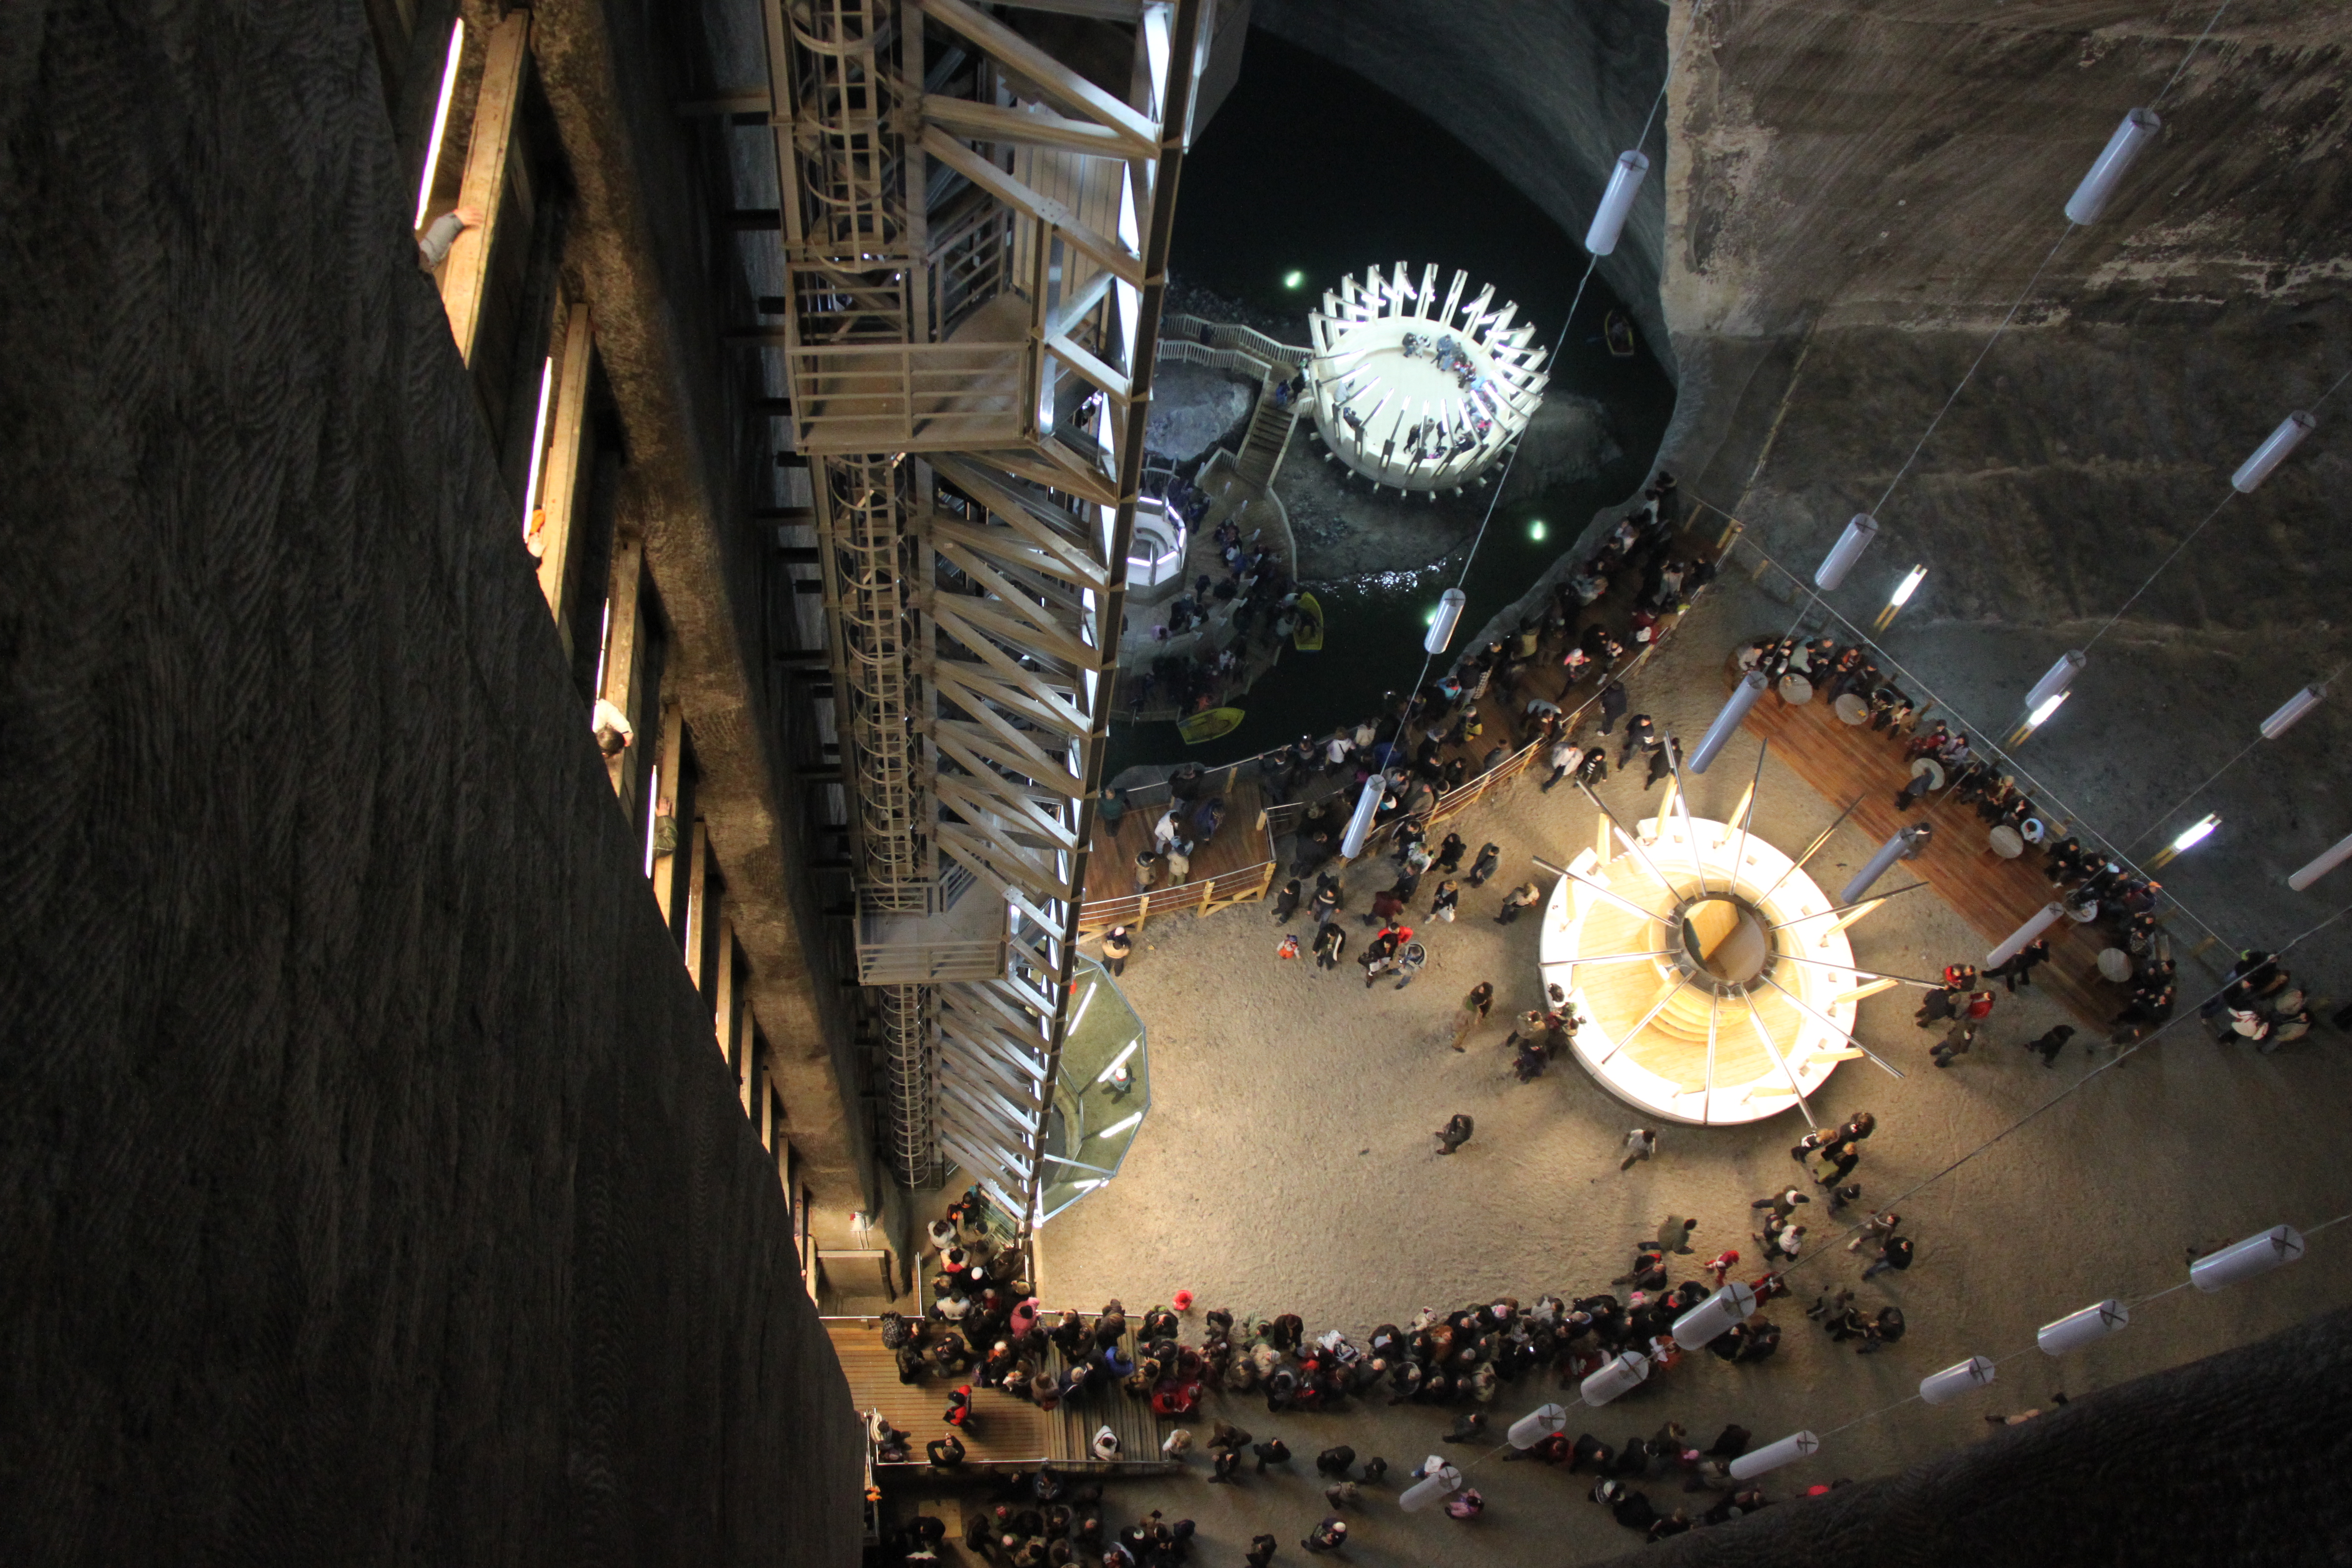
[827,1319,1054,1466]
[1734,669,2125,1030]
[826,1316,1168,1471]
[1081,774,1275,904]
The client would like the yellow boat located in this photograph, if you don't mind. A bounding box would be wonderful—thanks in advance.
[1292,591,1324,652]
[1177,707,1245,744]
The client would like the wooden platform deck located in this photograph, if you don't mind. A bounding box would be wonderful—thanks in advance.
[825,1316,1168,1473]
[1736,672,2127,1030]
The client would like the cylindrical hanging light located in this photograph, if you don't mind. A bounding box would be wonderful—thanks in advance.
[2260,684,2326,740]
[2232,411,2317,493]
[1986,901,2067,968]
[1813,513,1880,590]
[2289,830,2352,893]
[1669,1281,1759,1350]
[1506,1404,1568,1449]
[2037,1298,2129,1356]
[1424,588,1468,654]
[1841,825,1926,905]
[1690,672,1769,774]
[1584,151,1652,256]
[2026,650,2087,714]
[1918,1355,1997,1406]
[1579,1350,1651,1407]
[2064,107,2161,225]
[2191,1225,2305,1291]
[1339,778,1384,859]
[1399,1457,1461,1511]
[2166,814,2221,855]
[1727,1430,1820,1480]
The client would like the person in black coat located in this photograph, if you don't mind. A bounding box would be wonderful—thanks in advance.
[1599,682,1629,735]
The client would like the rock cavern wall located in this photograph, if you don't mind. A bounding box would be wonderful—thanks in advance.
[1250,0,1674,366]
[0,0,860,1563]
[1598,1297,2352,1567]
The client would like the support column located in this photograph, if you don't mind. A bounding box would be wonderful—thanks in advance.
[684,822,711,990]
[712,918,737,1051]
[535,301,595,637]
[651,701,686,926]
[440,10,530,363]
[597,534,643,800]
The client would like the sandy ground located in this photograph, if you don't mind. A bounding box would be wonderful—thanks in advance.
[1023,587,2352,1567]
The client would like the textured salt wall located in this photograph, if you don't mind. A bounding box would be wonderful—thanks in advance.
[1598,1300,2352,1567]
[0,1,860,1564]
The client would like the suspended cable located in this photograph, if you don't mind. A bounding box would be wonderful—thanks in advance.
[1870,226,2075,522]
[2151,0,2231,111]
[1696,515,2238,953]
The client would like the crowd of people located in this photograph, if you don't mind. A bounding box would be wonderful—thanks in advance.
[871,1123,1933,1565]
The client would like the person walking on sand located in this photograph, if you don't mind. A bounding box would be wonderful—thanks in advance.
[1619,1127,1658,1172]
[1435,1114,1475,1156]
[2025,1024,2076,1067]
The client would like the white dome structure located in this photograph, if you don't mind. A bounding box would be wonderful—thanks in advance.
[1307,262,1548,493]
[1539,806,1895,1126]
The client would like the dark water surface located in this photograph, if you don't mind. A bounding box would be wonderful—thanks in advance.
[1110,30,1675,772]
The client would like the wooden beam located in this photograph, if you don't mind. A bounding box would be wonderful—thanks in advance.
[440,10,530,364]
[917,0,1158,153]
[598,535,644,801]
[685,822,712,992]
[712,916,737,1047]
[534,301,594,628]
[652,700,686,928]
[920,127,1143,288]
[921,95,1151,161]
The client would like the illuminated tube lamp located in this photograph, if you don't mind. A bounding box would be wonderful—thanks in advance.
[1399,1458,1461,1511]
[1339,779,1383,859]
[1918,1355,1997,1406]
[1579,1350,1651,1407]
[2037,1299,2128,1356]
[2260,684,2325,739]
[1987,901,2067,969]
[1689,672,1768,774]
[1424,588,1468,654]
[1728,1431,1820,1480]
[2191,1225,2304,1291]
[1669,1282,1759,1350]
[2167,814,2220,855]
[1506,1404,1568,1449]
[1584,151,1652,256]
[2289,831,2352,893]
[1813,513,1880,590]
[2233,411,2317,493]
[2064,107,2161,225]
[2026,650,2087,714]
[1841,825,1926,905]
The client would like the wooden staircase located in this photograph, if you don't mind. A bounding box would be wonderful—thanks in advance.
[1234,373,1304,489]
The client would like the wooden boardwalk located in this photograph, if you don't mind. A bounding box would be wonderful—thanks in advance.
[1735,671,2127,1030]
[825,1316,1168,1472]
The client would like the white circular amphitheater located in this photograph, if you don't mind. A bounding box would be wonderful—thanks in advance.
[1539,808,1893,1126]
[1307,262,1547,493]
